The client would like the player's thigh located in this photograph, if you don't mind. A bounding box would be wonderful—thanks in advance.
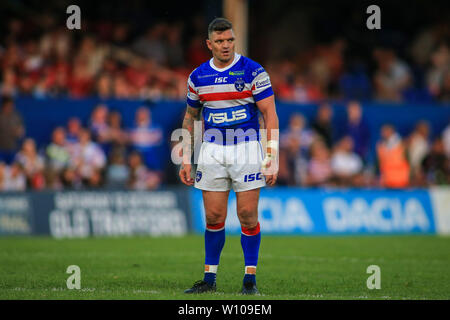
[202,190,230,224]
[229,141,265,192]
[235,188,260,227]
[195,142,231,191]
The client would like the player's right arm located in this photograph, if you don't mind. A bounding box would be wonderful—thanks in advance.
[179,105,201,186]
[179,70,202,185]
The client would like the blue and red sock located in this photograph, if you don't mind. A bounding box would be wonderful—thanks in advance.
[241,222,261,284]
[203,222,225,285]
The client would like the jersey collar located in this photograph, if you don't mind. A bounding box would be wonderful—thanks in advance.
[209,53,241,72]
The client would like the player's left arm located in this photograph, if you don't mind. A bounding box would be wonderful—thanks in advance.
[256,95,279,186]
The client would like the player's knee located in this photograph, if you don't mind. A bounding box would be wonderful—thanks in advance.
[237,207,258,228]
[205,208,226,225]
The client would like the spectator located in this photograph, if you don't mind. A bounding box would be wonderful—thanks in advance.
[89,104,110,150]
[128,106,164,171]
[0,97,25,163]
[0,162,5,190]
[305,140,333,186]
[166,24,185,68]
[186,35,210,69]
[2,162,26,191]
[426,44,449,101]
[105,110,128,157]
[96,73,114,99]
[331,136,363,186]
[312,103,334,148]
[443,122,450,159]
[407,121,431,185]
[14,138,45,189]
[376,124,410,188]
[46,127,71,172]
[68,57,94,98]
[60,167,80,190]
[112,74,133,98]
[71,129,106,184]
[106,151,129,189]
[132,23,167,64]
[344,101,370,161]
[438,70,450,102]
[291,74,324,103]
[84,168,104,189]
[278,133,308,186]
[0,68,18,97]
[127,151,161,190]
[66,117,82,144]
[373,49,412,102]
[281,113,314,153]
[421,138,450,185]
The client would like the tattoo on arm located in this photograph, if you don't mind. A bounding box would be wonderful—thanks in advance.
[182,106,201,161]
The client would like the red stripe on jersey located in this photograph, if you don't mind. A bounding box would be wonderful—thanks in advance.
[199,90,252,102]
[241,222,260,236]
[188,86,196,94]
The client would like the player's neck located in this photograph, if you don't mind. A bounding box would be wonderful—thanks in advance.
[212,52,235,69]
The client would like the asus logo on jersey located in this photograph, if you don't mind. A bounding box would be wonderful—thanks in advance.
[207,108,247,124]
[244,172,262,182]
[214,77,228,83]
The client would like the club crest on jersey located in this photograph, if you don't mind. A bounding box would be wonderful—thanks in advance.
[234,78,245,92]
[196,171,202,182]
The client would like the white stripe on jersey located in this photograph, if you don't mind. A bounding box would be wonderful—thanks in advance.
[197,83,252,95]
[203,96,256,109]
[251,71,272,95]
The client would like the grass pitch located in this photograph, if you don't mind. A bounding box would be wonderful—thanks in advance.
[0,235,449,300]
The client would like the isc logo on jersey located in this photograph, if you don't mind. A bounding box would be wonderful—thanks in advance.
[214,77,228,83]
[207,108,247,124]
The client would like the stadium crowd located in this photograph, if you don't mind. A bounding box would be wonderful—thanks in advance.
[0,96,165,191]
[0,12,449,191]
[0,15,449,103]
[0,95,449,191]
[277,101,450,188]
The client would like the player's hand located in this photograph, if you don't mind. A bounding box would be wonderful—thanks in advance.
[261,153,278,186]
[179,163,194,186]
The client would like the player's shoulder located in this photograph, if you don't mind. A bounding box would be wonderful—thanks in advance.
[237,55,266,80]
[188,60,215,84]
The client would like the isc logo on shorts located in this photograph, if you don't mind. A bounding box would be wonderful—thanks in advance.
[244,172,262,182]
[207,108,247,124]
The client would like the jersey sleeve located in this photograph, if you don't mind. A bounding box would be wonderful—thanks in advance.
[186,72,202,108]
[250,64,274,102]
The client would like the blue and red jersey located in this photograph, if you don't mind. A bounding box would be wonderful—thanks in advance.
[186,53,274,145]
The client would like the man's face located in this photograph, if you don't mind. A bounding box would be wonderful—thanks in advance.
[206,29,235,63]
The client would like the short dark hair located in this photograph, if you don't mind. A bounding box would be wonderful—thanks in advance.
[208,18,232,38]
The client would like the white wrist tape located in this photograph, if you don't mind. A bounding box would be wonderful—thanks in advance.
[261,153,274,170]
[266,140,279,153]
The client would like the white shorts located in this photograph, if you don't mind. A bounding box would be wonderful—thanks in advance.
[194,140,266,192]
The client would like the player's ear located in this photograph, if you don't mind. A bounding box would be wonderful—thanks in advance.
[206,39,212,51]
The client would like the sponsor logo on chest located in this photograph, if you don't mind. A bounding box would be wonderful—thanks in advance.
[207,108,247,124]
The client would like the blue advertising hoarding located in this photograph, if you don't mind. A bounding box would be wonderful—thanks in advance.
[0,188,191,238]
[1,187,448,237]
[190,188,442,235]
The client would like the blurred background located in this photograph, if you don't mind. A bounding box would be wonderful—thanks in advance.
[0,0,449,237]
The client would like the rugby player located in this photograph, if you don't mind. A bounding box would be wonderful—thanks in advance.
[179,17,279,295]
